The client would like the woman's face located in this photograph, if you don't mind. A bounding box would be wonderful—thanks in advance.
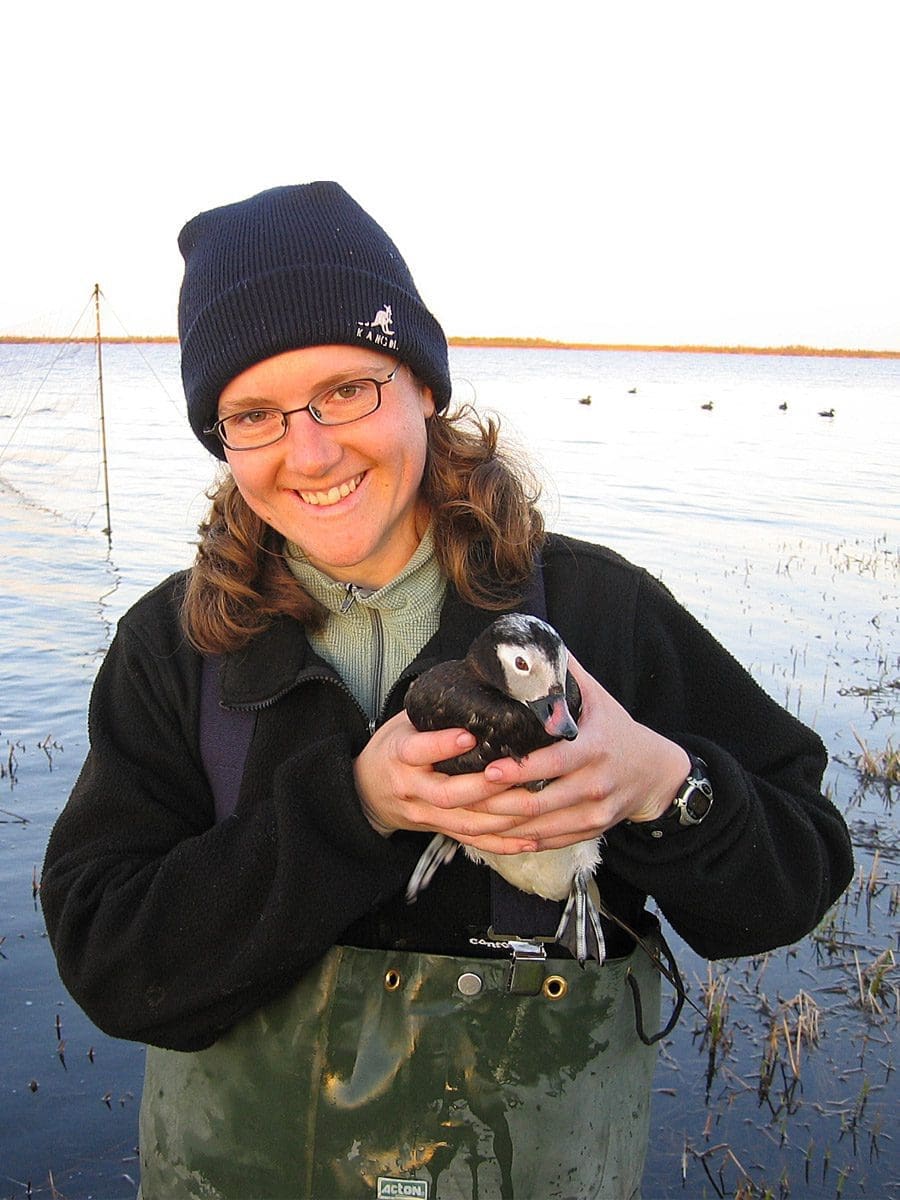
[218,345,434,589]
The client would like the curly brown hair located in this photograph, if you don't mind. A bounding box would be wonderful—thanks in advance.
[180,404,545,654]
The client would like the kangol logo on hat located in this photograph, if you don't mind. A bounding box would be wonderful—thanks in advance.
[357,303,397,348]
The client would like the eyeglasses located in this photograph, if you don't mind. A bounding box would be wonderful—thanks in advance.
[205,362,402,450]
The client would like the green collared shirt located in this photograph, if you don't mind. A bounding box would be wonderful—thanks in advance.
[283,528,447,721]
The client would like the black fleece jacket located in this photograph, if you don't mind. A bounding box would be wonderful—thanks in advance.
[41,535,853,1051]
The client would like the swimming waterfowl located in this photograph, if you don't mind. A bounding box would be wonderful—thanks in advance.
[819,407,835,418]
[404,613,606,964]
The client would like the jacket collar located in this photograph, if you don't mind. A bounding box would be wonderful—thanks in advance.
[219,557,548,711]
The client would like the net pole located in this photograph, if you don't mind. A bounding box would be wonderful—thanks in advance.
[94,284,112,541]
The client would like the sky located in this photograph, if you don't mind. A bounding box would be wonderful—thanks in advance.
[2,1,898,351]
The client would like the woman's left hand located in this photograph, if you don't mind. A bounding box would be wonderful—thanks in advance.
[473,655,691,851]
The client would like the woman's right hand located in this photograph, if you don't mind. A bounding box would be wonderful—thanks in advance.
[353,711,540,853]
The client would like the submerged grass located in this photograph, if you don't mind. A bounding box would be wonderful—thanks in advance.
[851,729,900,785]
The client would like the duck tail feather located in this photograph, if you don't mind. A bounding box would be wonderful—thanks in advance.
[405,833,459,903]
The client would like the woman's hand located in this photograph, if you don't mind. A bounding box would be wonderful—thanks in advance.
[353,713,543,854]
[471,655,691,852]
[354,656,690,855]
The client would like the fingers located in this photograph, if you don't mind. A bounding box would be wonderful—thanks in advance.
[354,713,534,842]
[480,784,612,844]
[400,726,478,768]
[483,744,570,788]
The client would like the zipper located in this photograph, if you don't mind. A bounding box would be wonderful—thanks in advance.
[227,670,373,735]
[226,583,432,738]
[369,607,386,723]
[340,583,385,733]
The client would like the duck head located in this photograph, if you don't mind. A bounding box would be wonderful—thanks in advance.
[468,614,580,740]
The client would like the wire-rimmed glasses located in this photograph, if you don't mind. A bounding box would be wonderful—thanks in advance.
[205,362,402,450]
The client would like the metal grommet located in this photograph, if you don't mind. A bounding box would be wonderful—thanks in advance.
[542,974,568,1001]
[457,972,484,996]
[384,968,402,992]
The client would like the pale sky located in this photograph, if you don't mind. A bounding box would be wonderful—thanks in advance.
[3,1,898,350]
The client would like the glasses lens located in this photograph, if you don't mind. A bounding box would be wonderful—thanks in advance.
[314,379,380,426]
[219,410,286,449]
[217,376,386,448]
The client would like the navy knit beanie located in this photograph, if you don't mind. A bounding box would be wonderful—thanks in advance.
[178,182,451,458]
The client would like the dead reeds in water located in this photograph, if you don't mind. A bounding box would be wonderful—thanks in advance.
[697,964,734,1101]
[854,946,897,1015]
[852,729,900,785]
[758,990,821,1117]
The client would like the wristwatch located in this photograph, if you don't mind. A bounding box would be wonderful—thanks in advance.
[649,754,714,836]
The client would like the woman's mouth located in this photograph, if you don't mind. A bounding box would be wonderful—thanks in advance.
[297,473,364,507]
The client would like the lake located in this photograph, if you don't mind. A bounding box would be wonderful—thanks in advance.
[1,342,897,1198]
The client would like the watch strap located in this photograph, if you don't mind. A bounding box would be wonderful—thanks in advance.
[646,754,714,838]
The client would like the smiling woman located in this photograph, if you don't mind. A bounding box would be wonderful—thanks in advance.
[216,347,434,589]
[38,180,853,1200]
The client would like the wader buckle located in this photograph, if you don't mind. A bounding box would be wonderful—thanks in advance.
[490,935,549,995]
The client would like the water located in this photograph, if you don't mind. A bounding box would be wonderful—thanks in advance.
[1,343,897,1198]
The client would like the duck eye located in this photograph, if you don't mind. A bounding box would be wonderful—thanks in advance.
[514,655,529,672]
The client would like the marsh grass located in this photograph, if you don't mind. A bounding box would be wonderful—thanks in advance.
[854,947,898,1015]
[0,733,62,789]
[2,737,25,784]
[757,990,821,1109]
[1,733,63,824]
[850,729,900,785]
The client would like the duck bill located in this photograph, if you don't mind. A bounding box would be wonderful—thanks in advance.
[527,693,579,740]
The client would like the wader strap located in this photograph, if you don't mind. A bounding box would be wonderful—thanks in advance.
[199,656,256,824]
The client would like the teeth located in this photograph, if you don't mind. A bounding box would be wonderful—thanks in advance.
[299,474,362,507]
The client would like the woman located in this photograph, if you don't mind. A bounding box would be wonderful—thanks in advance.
[41,182,853,1200]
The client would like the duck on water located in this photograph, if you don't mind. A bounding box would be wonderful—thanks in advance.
[404,613,606,964]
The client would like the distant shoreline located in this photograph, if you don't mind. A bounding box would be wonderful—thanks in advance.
[1,334,898,360]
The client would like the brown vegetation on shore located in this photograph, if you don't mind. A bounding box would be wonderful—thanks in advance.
[2,333,898,359]
[0,335,180,345]
[447,336,900,360]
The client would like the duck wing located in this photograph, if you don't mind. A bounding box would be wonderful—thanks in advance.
[405,660,554,775]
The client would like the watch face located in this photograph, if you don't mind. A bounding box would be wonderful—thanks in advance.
[678,768,713,825]
[686,783,713,821]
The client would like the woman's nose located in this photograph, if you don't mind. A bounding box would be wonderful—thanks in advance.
[281,411,343,475]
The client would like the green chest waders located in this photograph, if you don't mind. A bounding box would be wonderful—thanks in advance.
[138,940,659,1200]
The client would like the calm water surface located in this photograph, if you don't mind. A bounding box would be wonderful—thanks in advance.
[1,344,897,1198]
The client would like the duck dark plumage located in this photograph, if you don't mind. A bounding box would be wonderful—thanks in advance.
[404,613,606,964]
[406,613,583,773]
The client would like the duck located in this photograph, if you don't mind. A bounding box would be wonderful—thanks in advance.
[628,387,638,394]
[404,613,606,964]
[779,401,788,411]
[700,400,714,411]
[819,407,835,418]
[579,394,592,405]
